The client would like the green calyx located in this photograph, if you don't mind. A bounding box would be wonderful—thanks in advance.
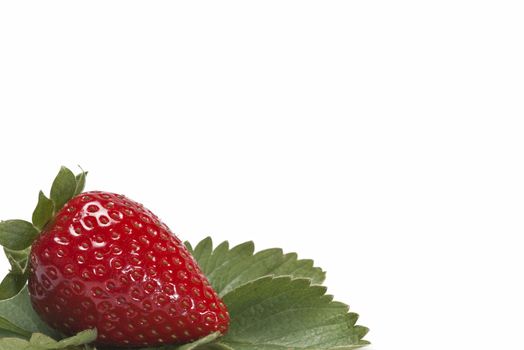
[0,166,87,300]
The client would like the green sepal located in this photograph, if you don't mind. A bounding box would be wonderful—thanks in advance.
[50,166,77,211]
[74,169,88,196]
[4,247,30,267]
[0,220,39,250]
[0,273,27,301]
[5,248,29,274]
[32,191,54,230]
[0,248,30,300]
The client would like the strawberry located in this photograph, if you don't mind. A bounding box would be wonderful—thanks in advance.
[26,190,230,347]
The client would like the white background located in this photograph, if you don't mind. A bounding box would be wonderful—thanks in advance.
[1,1,523,349]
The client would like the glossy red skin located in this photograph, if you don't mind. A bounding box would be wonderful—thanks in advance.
[28,191,229,347]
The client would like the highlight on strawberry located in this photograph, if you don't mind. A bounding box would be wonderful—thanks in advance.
[0,166,369,350]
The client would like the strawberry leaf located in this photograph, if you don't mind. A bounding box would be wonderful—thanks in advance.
[0,220,39,250]
[30,329,97,348]
[0,337,28,349]
[185,237,325,296]
[0,329,96,349]
[32,191,55,230]
[194,344,233,350]
[218,276,369,350]
[0,286,59,339]
[50,166,77,211]
[0,315,31,338]
[174,333,222,350]
[139,332,221,350]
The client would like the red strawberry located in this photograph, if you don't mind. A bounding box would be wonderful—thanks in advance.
[28,191,229,347]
